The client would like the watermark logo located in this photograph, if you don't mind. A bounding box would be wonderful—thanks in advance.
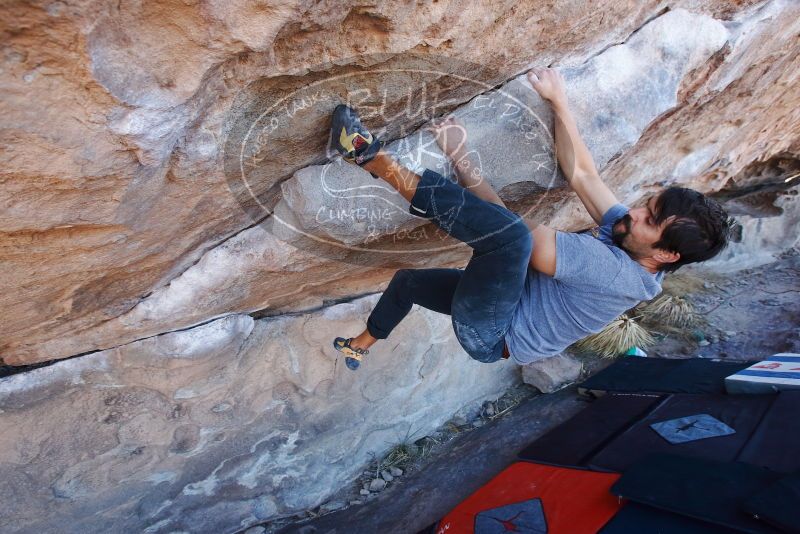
[223,54,561,266]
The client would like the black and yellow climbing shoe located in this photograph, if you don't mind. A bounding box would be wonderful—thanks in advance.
[333,337,369,370]
[330,104,383,166]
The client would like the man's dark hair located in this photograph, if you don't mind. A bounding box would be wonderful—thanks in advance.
[652,187,734,273]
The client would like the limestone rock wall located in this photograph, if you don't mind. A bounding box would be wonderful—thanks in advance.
[2,0,800,532]
[704,183,800,271]
[4,0,797,365]
[0,301,518,533]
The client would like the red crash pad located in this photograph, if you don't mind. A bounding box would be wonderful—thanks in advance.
[436,462,623,533]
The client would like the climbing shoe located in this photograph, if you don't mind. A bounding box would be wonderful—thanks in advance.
[333,337,369,370]
[330,104,383,166]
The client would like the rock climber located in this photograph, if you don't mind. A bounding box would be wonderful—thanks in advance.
[331,66,734,370]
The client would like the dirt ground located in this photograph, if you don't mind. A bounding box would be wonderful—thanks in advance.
[254,250,799,534]
[649,250,800,360]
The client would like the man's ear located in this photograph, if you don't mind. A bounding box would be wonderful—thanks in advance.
[654,249,680,265]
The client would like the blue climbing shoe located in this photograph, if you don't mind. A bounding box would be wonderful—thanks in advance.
[330,104,383,166]
[333,337,369,370]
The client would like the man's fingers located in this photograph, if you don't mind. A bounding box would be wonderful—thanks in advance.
[528,67,544,82]
[528,67,562,90]
[530,66,557,79]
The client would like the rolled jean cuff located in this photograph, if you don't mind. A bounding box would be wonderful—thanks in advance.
[365,317,389,340]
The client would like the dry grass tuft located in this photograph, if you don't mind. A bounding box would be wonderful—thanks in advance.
[575,314,655,359]
[375,426,433,475]
[382,442,418,469]
[638,294,697,329]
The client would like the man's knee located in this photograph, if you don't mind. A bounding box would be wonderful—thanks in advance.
[479,214,531,254]
[388,268,415,292]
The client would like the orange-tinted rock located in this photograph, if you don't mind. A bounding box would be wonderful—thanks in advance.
[2,0,798,366]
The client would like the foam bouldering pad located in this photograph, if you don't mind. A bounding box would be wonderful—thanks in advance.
[517,393,665,468]
[599,502,740,534]
[588,394,773,472]
[436,462,622,534]
[578,358,752,396]
[738,391,800,473]
[743,472,800,534]
[726,353,800,394]
[610,454,783,533]
[579,358,680,395]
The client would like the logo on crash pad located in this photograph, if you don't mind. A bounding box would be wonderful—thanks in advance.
[650,413,735,445]
[474,498,548,533]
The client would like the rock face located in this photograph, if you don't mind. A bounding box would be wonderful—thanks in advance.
[1,0,666,364]
[704,183,800,272]
[0,300,518,533]
[8,3,799,365]
[521,352,584,393]
[2,0,800,532]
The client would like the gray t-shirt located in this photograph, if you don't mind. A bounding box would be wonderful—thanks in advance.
[505,204,664,365]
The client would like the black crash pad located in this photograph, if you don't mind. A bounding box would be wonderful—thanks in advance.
[743,471,800,534]
[599,502,739,534]
[588,394,774,472]
[611,454,783,533]
[738,391,800,474]
[517,393,664,468]
[579,358,752,396]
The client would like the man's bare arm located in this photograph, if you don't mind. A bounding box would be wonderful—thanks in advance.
[527,67,619,225]
[523,218,557,276]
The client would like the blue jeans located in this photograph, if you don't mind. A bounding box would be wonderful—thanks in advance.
[366,169,533,363]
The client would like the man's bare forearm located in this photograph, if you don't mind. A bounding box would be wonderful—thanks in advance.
[551,99,619,222]
[528,67,619,223]
[551,99,599,182]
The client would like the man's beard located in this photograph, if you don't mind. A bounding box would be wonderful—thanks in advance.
[611,214,632,249]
